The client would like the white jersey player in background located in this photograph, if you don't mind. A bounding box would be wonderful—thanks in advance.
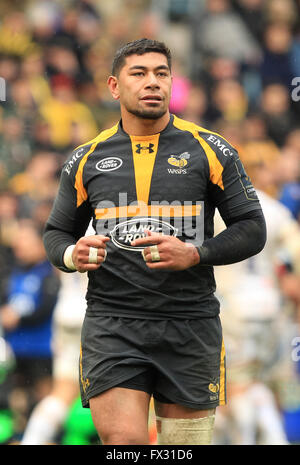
[213,188,300,445]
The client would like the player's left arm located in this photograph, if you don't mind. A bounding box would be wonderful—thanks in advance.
[131,208,266,270]
[196,209,266,266]
[196,132,266,266]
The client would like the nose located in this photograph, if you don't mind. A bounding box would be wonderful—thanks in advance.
[145,72,160,89]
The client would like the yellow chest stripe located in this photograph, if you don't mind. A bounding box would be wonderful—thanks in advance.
[95,204,202,220]
[130,134,160,205]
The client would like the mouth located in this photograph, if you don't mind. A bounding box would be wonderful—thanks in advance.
[140,95,163,104]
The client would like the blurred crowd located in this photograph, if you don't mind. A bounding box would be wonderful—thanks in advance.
[0,0,300,445]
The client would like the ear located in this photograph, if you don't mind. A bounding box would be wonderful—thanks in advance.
[107,75,120,100]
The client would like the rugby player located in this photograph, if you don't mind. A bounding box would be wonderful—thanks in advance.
[43,39,266,445]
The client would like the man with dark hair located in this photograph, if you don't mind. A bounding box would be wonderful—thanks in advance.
[111,38,172,77]
[43,38,266,445]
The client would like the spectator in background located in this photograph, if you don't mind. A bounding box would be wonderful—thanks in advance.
[0,219,60,425]
[0,10,38,58]
[211,79,249,122]
[240,113,281,197]
[213,118,246,154]
[0,55,20,87]
[232,0,265,42]
[82,41,117,106]
[260,83,297,147]
[260,22,294,88]
[55,8,80,54]
[30,118,55,153]
[273,146,300,190]
[9,78,38,141]
[204,54,241,91]
[264,0,298,27]
[45,41,81,81]
[25,0,62,47]
[192,0,261,79]
[179,83,209,127]
[285,129,300,157]
[8,151,60,220]
[39,74,98,149]
[75,4,103,51]
[0,115,31,184]
[21,51,51,108]
[76,75,119,131]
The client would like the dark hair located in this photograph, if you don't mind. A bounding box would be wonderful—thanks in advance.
[111,38,172,76]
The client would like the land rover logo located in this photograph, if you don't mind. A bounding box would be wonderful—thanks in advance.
[96,157,123,172]
[110,218,178,251]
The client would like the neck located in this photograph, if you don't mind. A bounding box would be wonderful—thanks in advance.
[121,109,170,136]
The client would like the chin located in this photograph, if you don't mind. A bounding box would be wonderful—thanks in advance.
[129,106,167,120]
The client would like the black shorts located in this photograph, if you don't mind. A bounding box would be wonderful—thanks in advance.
[79,315,226,410]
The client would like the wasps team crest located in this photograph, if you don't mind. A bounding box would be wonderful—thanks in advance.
[208,382,220,393]
[168,152,190,168]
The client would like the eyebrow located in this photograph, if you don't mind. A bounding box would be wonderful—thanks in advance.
[128,65,170,72]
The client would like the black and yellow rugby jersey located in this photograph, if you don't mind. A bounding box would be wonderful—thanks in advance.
[45,114,262,319]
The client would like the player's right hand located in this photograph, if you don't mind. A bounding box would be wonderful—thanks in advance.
[73,235,110,272]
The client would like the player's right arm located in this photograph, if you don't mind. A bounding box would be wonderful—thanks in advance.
[43,146,109,273]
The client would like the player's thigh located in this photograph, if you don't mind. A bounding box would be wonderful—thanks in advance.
[152,317,226,410]
[89,387,151,444]
[154,400,215,419]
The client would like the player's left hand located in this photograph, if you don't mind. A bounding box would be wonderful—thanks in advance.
[131,230,200,270]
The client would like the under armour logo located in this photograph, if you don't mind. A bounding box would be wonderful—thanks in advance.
[135,143,154,154]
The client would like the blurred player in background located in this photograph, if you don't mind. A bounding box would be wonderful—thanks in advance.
[213,161,300,444]
[0,219,59,423]
[20,272,87,444]
[21,224,96,445]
